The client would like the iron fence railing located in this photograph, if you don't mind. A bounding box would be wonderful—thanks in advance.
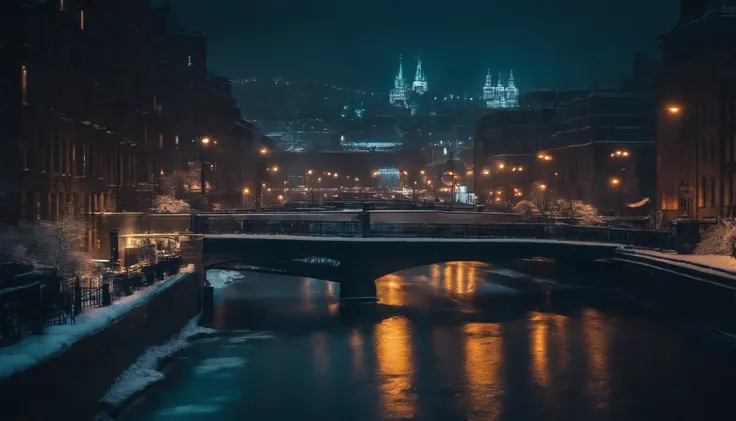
[0,254,183,347]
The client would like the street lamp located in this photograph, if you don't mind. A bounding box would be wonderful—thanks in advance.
[610,177,624,216]
[667,105,682,116]
[200,137,211,198]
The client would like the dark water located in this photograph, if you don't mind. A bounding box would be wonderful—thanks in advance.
[119,261,736,421]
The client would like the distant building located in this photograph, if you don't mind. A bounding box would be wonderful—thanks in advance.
[389,55,409,105]
[481,70,519,109]
[412,57,428,95]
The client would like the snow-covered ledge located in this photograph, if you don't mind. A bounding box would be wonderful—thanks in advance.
[0,265,196,381]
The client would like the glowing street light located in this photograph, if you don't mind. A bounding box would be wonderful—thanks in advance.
[667,105,682,116]
[259,147,268,155]
[307,169,313,175]
[201,137,211,145]
[498,163,505,169]
[539,184,547,191]
[610,177,621,186]
[242,187,250,195]
[482,169,490,176]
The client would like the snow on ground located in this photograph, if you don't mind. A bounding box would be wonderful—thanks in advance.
[194,357,247,376]
[0,265,195,381]
[100,314,217,406]
[626,249,736,275]
[206,269,245,289]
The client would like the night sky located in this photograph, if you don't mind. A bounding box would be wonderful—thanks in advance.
[168,0,678,93]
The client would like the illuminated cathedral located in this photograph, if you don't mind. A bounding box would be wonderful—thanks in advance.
[388,55,518,109]
[482,69,519,108]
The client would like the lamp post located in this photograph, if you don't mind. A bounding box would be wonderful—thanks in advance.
[200,137,210,198]
[610,177,623,216]
[255,147,268,208]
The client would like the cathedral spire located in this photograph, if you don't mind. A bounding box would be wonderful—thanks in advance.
[412,55,428,94]
[508,70,516,87]
[390,54,408,104]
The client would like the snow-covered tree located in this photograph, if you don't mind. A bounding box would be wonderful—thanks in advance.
[0,204,92,275]
[555,199,603,225]
[158,163,202,195]
[513,200,539,216]
[153,194,191,213]
[695,219,736,255]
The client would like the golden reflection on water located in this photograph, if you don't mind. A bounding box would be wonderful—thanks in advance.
[581,308,611,408]
[376,273,404,306]
[374,317,417,420]
[552,314,570,373]
[529,312,551,387]
[463,323,504,417]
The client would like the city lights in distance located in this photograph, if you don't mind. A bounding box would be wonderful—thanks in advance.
[611,150,630,158]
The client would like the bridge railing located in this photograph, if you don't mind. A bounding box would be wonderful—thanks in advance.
[219,219,673,249]
[369,223,672,249]
[238,220,362,237]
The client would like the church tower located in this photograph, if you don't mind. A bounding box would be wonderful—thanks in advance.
[390,55,408,104]
[505,70,519,107]
[482,69,494,105]
[412,56,428,94]
[495,72,506,108]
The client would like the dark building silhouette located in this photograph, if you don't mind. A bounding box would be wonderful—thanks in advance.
[657,0,736,222]
[1,0,265,238]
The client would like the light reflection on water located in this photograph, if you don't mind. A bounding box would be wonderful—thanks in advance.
[120,261,736,421]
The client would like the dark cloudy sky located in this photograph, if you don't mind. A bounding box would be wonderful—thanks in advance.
[168,0,678,93]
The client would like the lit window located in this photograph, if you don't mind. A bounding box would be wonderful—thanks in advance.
[187,55,192,67]
[21,65,28,104]
[175,135,179,145]
[60,0,64,11]
[158,133,163,149]
[80,10,84,30]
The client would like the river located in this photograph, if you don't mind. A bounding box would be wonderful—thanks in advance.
[118,260,736,421]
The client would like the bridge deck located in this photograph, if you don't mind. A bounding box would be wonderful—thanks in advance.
[204,234,624,247]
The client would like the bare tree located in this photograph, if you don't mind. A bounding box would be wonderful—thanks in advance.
[153,194,191,213]
[695,219,736,255]
[555,199,603,225]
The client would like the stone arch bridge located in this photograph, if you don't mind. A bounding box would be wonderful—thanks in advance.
[203,235,621,302]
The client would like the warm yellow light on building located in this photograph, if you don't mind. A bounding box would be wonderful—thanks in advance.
[610,177,621,186]
[259,147,268,155]
[498,163,505,169]
[481,169,490,176]
[201,137,210,144]
[242,188,250,195]
[667,105,682,116]
[277,195,284,201]
[540,184,547,191]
